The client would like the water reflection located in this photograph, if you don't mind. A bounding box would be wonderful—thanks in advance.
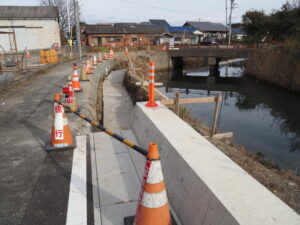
[157,63,300,173]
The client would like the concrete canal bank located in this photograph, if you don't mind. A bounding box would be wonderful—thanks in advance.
[90,55,300,224]
[122,51,300,214]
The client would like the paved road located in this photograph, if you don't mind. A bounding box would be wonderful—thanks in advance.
[0,61,79,225]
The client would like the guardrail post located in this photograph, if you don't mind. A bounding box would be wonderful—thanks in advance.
[174,92,180,116]
[211,93,222,137]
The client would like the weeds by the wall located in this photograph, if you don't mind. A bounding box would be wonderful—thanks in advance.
[245,45,300,92]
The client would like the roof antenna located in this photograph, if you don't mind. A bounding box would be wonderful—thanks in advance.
[198,18,201,22]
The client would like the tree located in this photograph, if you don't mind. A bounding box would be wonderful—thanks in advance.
[242,10,268,43]
[40,0,75,33]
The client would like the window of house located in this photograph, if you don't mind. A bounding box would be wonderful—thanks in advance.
[107,36,121,42]
[175,37,181,42]
[132,37,138,42]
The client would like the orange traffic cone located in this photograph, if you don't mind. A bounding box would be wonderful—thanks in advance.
[98,52,102,62]
[124,143,172,225]
[64,82,79,112]
[93,55,98,66]
[125,47,129,55]
[45,94,76,151]
[86,59,93,74]
[103,52,108,60]
[25,50,32,58]
[67,63,77,81]
[109,49,114,58]
[71,63,82,92]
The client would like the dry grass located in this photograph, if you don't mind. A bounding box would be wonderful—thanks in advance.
[246,46,300,92]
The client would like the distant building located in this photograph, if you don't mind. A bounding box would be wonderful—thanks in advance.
[167,26,203,44]
[0,6,61,52]
[84,24,165,47]
[149,19,170,28]
[231,23,247,41]
[183,21,227,39]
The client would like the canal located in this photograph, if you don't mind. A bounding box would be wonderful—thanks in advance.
[157,61,300,173]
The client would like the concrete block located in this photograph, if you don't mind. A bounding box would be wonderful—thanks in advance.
[131,102,300,225]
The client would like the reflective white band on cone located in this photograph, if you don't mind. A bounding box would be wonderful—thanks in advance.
[141,190,168,208]
[146,160,163,184]
[54,103,64,140]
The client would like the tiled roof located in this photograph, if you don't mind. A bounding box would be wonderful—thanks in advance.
[184,21,227,32]
[0,6,59,19]
[149,19,170,28]
[85,25,165,34]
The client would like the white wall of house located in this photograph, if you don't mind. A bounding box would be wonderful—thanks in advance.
[0,19,61,52]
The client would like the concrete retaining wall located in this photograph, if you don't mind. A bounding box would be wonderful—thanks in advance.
[131,102,300,225]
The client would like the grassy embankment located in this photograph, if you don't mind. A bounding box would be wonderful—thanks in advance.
[246,42,300,92]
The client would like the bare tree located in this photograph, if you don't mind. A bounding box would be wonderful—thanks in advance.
[40,0,75,33]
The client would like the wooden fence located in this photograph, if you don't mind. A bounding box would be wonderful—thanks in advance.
[161,92,230,138]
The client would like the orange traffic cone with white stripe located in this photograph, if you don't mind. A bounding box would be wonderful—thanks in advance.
[125,47,129,55]
[25,50,32,58]
[109,49,114,59]
[67,63,77,81]
[86,58,93,74]
[71,63,82,92]
[45,94,76,151]
[93,55,98,66]
[66,82,79,112]
[103,52,108,60]
[124,143,172,225]
[98,52,102,62]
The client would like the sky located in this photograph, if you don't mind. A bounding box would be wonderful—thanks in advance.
[0,0,288,25]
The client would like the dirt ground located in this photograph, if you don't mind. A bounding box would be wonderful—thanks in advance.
[124,53,300,214]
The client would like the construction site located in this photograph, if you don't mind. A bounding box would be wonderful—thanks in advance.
[1,3,300,225]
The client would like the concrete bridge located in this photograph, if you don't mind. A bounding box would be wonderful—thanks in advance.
[168,47,254,79]
[168,47,254,58]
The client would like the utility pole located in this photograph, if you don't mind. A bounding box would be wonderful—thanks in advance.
[225,0,228,35]
[74,0,82,58]
[228,0,234,46]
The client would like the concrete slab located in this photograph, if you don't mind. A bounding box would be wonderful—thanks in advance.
[66,135,87,225]
[103,69,134,130]
[131,102,300,225]
[101,202,137,225]
[91,130,143,225]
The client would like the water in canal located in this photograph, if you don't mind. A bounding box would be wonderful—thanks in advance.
[156,61,300,173]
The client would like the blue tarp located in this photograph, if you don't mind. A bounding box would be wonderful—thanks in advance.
[167,26,197,32]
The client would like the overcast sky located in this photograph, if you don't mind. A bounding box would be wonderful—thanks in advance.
[0,0,288,25]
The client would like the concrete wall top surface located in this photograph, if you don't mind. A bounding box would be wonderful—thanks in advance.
[131,102,300,225]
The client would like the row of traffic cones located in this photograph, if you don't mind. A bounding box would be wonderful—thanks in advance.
[46,49,172,225]
[47,51,108,151]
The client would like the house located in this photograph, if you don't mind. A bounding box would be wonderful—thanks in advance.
[183,21,227,39]
[149,19,170,28]
[84,24,165,47]
[231,23,247,41]
[0,6,61,52]
[167,26,202,44]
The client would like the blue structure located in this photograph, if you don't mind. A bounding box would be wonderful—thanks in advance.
[167,26,197,32]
